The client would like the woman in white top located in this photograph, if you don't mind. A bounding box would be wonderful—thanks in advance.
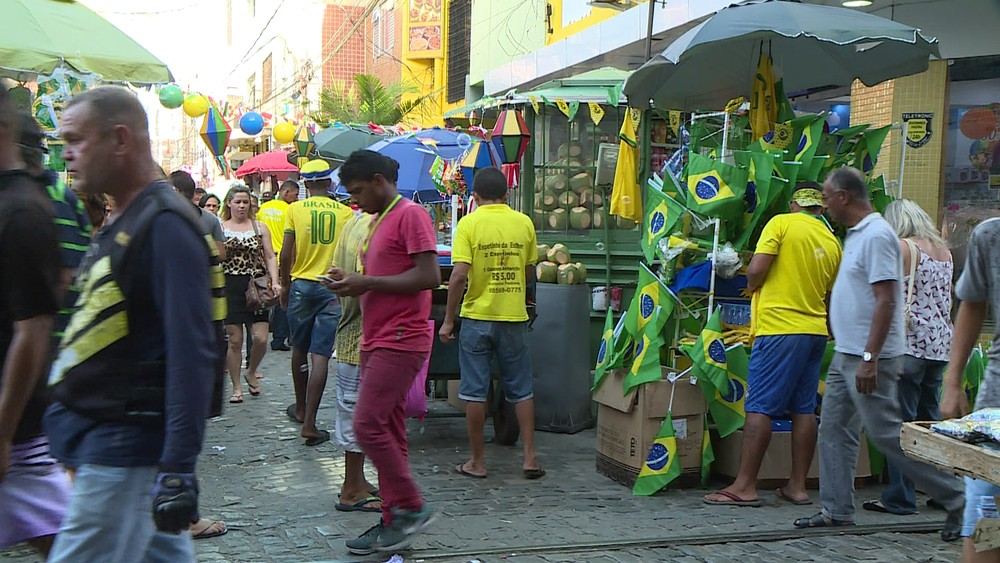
[864,199,953,516]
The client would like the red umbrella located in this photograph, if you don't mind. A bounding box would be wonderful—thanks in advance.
[234,150,299,178]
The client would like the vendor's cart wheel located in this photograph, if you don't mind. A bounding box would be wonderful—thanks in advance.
[490,383,520,446]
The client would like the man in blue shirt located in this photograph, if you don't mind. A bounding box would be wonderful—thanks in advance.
[44,87,216,563]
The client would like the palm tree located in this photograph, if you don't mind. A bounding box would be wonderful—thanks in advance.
[311,74,428,125]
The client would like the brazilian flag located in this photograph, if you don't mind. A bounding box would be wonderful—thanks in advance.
[684,308,729,395]
[869,175,894,213]
[700,344,749,438]
[854,125,892,179]
[964,347,987,407]
[641,185,686,263]
[700,412,714,487]
[623,331,664,395]
[684,153,748,220]
[633,412,682,495]
[791,115,825,166]
[732,149,776,251]
[624,264,672,339]
[592,308,616,392]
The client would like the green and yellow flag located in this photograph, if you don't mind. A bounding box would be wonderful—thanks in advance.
[793,115,826,167]
[701,412,714,487]
[750,53,777,141]
[592,308,616,392]
[854,124,891,179]
[623,331,663,395]
[702,344,749,438]
[732,149,775,250]
[684,153,747,220]
[623,264,672,339]
[684,308,729,395]
[641,184,686,263]
[632,412,682,495]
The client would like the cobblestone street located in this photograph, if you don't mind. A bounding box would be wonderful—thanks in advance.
[4,350,963,562]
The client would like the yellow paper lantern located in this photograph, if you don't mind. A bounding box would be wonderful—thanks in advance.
[273,121,296,144]
[183,94,208,118]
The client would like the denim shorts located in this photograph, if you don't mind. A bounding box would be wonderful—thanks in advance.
[962,477,1000,537]
[286,279,341,357]
[458,319,533,403]
[744,334,827,417]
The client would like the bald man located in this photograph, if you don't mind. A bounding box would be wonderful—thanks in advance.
[44,87,218,563]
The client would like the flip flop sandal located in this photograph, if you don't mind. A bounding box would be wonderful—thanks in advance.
[777,488,812,506]
[523,467,546,480]
[335,496,383,513]
[703,490,762,507]
[793,512,855,528]
[862,499,891,513]
[229,394,243,404]
[304,430,330,447]
[243,375,261,396]
[285,404,302,424]
[191,520,228,539]
[337,488,380,499]
[454,462,487,479]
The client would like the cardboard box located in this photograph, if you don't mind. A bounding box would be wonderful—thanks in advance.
[712,427,871,481]
[446,380,465,411]
[594,368,707,487]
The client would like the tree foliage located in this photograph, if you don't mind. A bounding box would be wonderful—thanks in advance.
[312,74,427,125]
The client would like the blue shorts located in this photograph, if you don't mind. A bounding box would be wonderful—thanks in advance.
[744,334,827,418]
[458,319,533,403]
[962,477,1000,537]
[286,279,341,357]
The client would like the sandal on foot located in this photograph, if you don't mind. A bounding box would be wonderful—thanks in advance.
[454,462,487,479]
[703,490,762,507]
[229,393,243,404]
[285,404,302,423]
[523,467,546,480]
[335,496,383,513]
[191,519,228,539]
[304,430,330,447]
[862,499,891,513]
[777,488,812,506]
[793,512,854,528]
[243,375,261,396]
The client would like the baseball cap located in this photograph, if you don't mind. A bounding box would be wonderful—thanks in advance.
[18,112,47,154]
[792,187,823,208]
[300,159,333,182]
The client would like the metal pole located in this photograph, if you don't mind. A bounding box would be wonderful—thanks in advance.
[644,0,656,61]
[707,218,720,315]
[898,122,908,199]
[721,111,730,163]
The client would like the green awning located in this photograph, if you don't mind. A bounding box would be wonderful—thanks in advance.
[443,96,502,119]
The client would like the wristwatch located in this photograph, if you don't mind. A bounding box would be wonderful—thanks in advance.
[862,351,874,362]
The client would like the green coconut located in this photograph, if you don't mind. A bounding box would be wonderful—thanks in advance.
[536,261,559,283]
[547,209,569,230]
[569,172,592,193]
[591,209,604,229]
[569,207,591,230]
[577,187,603,208]
[544,173,569,193]
[557,263,580,285]
[532,209,545,229]
[547,242,572,264]
[616,215,638,230]
[537,244,551,260]
[537,190,559,211]
[574,262,588,283]
[558,191,580,209]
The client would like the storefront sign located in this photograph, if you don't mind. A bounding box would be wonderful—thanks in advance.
[406,0,443,59]
[902,112,933,148]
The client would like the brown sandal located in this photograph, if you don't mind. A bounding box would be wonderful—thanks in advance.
[229,393,243,404]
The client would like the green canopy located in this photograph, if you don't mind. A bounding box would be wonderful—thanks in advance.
[0,0,173,84]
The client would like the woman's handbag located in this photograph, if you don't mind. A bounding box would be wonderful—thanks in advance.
[245,221,278,310]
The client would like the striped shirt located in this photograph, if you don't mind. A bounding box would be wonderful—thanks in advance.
[39,172,92,345]
[332,212,370,365]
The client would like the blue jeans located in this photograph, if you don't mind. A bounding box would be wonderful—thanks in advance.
[881,355,947,514]
[270,305,289,346]
[458,319,533,403]
[48,464,194,563]
[286,279,341,357]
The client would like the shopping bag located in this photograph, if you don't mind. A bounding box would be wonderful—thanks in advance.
[404,321,434,420]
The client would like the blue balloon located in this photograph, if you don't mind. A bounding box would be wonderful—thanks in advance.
[239,112,265,136]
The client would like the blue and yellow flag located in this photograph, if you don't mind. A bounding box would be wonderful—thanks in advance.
[684,308,729,395]
[592,308,616,392]
[633,412,682,496]
[702,344,749,438]
[623,264,672,339]
[641,183,686,263]
[700,412,714,487]
[684,153,747,220]
[623,331,663,395]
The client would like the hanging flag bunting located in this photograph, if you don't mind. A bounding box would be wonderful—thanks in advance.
[668,111,682,137]
[555,99,579,120]
[528,96,541,114]
[588,102,605,126]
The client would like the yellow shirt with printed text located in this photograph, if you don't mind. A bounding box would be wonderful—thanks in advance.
[751,212,842,336]
[284,196,356,281]
[257,199,289,255]
[452,204,538,322]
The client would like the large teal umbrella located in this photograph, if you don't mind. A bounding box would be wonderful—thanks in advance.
[314,125,387,162]
[0,0,173,84]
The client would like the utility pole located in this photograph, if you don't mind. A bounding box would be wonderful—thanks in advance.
[644,0,658,61]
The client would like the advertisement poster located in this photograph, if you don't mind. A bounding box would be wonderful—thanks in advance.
[406,0,443,59]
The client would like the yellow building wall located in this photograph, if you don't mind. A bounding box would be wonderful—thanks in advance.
[850,60,949,223]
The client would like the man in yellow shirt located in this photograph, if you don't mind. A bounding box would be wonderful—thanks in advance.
[440,167,545,480]
[259,181,299,351]
[279,160,356,446]
[705,183,841,508]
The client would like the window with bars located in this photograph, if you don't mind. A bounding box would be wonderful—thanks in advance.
[372,8,383,58]
[446,0,471,104]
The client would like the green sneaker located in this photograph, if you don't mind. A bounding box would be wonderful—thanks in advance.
[345,519,385,555]
[378,505,435,552]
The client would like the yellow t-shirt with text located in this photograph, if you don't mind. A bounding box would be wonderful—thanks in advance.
[257,199,289,255]
[452,204,538,322]
[284,196,356,281]
[751,212,842,336]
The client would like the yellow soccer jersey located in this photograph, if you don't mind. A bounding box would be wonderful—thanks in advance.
[257,199,289,255]
[284,196,356,281]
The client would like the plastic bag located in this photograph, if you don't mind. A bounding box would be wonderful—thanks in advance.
[712,242,743,279]
[404,321,435,420]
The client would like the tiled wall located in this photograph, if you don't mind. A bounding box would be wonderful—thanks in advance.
[322,5,369,89]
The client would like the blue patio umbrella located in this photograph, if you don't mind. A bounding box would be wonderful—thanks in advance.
[333,128,501,203]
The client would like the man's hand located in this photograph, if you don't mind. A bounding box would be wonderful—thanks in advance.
[855,359,878,395]
[328,273,371,297]
[439,319,456,343]
[279,285,290,310]
[939,384,969,420]
[0,439,9,484]
[152,472,199,534]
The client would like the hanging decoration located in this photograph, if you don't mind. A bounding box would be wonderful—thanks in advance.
[273,121,296,144]
[555,99,580,121]
[158,84,184,109]
[293,125,316,167]
[491,109,530,164]
[199,106,232,176]
[528,96,541,114]
[239,111,265,136]
[183,93,208,118]
[588,102,605,126]
[459,140,498,188]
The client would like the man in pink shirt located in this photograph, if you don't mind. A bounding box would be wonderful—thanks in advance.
[326,150,440,555]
